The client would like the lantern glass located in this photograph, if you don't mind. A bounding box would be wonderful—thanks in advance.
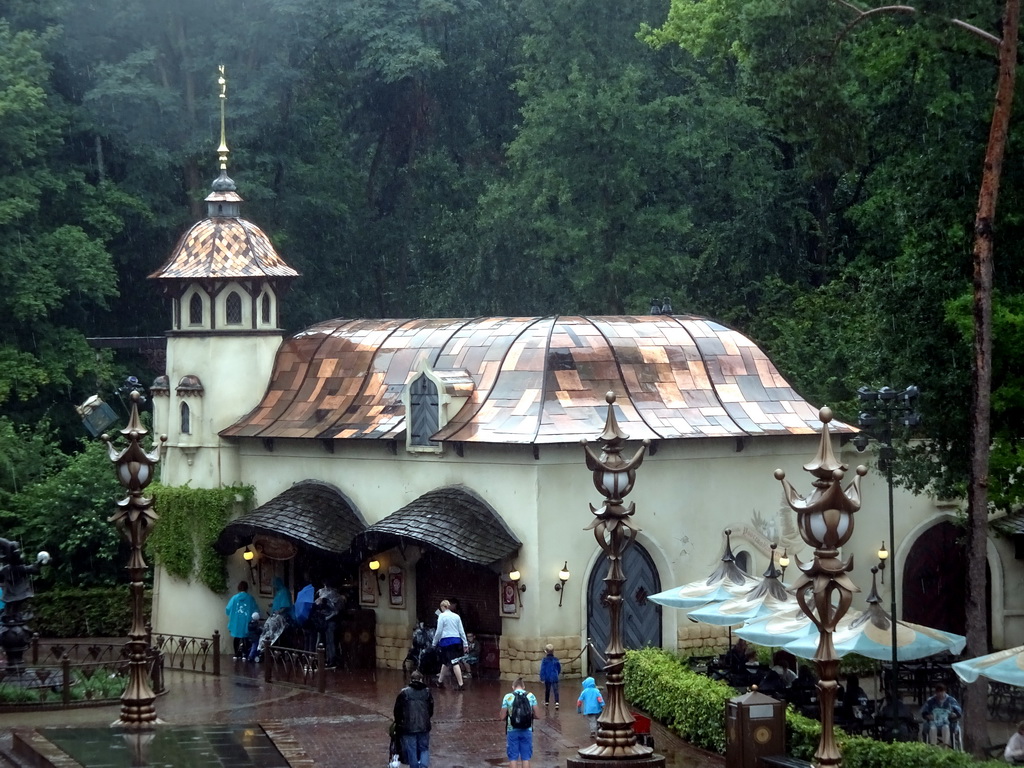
[600,471,625,497]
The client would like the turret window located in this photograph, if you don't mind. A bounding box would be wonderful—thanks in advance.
[226,291,242,325]
[261,293,271,324]
[180,402,191,434]
[189,293,204,325]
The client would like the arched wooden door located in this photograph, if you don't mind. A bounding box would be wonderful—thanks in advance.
[902,520,990,642]
[586,541,662,675]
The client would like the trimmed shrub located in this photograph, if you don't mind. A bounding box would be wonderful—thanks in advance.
[625,648,1005,768]
[30,587,150,637]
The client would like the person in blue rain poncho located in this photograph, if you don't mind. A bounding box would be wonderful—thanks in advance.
[225,580,259,659]
[270,577,292,618]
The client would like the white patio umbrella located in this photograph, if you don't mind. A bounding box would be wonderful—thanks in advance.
[649,529,760,610]
[782,569,966,661]
[687,544,793,626]
[953,646,1024,686]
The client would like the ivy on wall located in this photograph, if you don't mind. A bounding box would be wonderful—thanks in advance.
[148,484,255,594]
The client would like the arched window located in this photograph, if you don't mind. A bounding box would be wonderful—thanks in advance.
[226,291,242,325]
[189,293,204,325]
[180,402,191,434]
[735,550,751,575]
[261,293,271,324]
[408,375,439,446]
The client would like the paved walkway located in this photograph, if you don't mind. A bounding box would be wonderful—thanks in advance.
[0,659,724,768]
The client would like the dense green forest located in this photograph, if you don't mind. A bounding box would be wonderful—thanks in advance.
[2,0,1024,583]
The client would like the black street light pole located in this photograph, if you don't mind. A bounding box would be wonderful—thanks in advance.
[853,385,920,741]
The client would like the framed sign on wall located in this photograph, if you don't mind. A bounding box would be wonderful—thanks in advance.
[388,567,404,608]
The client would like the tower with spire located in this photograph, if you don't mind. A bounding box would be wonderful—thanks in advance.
[148,66,298,487]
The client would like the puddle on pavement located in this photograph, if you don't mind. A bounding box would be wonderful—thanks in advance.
[39,725,290,767]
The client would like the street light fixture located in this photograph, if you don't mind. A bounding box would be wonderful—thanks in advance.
[779,548,790,582]
[776,407,867,768]
[104,391,166,728]
[569,392,662,767]
[853,384,920,741]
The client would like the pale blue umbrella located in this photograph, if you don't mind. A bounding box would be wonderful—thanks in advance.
[649,529,760,610]
[953,646,1024,686]
[782,569,965,661]
[687,544,793,626]
[736,604,857,647]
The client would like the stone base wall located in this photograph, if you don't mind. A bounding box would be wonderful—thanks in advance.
[376,623,732,673]
[499,635,584,681]
[376,622,410,670]
[674,622,730,655]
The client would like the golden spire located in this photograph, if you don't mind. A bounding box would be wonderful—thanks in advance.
[217,65,229,171]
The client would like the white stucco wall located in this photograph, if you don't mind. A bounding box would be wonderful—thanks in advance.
[151,425,976,659]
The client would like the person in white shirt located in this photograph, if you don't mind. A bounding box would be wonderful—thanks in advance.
[432,599,468,690]
[1005,721,1024,764]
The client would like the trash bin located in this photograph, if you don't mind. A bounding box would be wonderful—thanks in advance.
[632,712,654,749]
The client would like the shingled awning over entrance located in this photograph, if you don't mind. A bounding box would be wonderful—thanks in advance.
[214,480,366,557]
[353,486,520,565]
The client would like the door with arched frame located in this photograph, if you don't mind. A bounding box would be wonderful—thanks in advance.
[586,541,662,675]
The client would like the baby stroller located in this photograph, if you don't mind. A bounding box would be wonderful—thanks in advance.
[402,622,434,678]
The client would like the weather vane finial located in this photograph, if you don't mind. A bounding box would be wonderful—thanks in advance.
[217,65,229,171]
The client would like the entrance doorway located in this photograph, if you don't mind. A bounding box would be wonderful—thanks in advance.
[416,550,501,676]
[586,541,662,675]
[902,520,990,642]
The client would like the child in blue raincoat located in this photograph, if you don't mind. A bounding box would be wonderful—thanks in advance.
[577,677,605,738]
[225,581,259,659]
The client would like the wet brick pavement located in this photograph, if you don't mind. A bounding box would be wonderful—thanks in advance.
[0,659,725,768]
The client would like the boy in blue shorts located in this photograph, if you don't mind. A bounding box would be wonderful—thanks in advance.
[500,677,539,768]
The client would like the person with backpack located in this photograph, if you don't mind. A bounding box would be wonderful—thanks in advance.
[576,676,605,739]
[499,677,539,768]
[393,670,434,768]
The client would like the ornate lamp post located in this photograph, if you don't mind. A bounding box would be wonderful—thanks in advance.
[775,407,866,768]
[568,392,664,768]
[104,390,166,728]
[852,385,919,740]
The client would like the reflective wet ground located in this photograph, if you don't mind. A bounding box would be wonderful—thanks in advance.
[0,662,725,768]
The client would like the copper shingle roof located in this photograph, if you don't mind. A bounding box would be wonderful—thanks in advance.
[221,315,852,444]
[352,486,520,565]
[148,217,299,281]
[213,480,366,556]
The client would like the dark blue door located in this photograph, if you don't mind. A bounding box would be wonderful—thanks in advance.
[586,541,662,674]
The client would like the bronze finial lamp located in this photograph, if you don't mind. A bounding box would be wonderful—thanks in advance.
[569,392,663,767]
[104,390,166,728]
[774,407,866,768]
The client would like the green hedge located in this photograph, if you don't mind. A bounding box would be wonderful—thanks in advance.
[30,587,150,637]
[624,648,1005,768]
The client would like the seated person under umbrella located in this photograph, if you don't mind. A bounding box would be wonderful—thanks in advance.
[920,683,962,746]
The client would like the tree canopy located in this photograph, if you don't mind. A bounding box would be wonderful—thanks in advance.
[2,0,1024,587]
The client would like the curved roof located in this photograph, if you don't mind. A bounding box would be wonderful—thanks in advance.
[352,487,521,565]
[213,480,366,557]
[148,217,299,281]
[222,315,851,444]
